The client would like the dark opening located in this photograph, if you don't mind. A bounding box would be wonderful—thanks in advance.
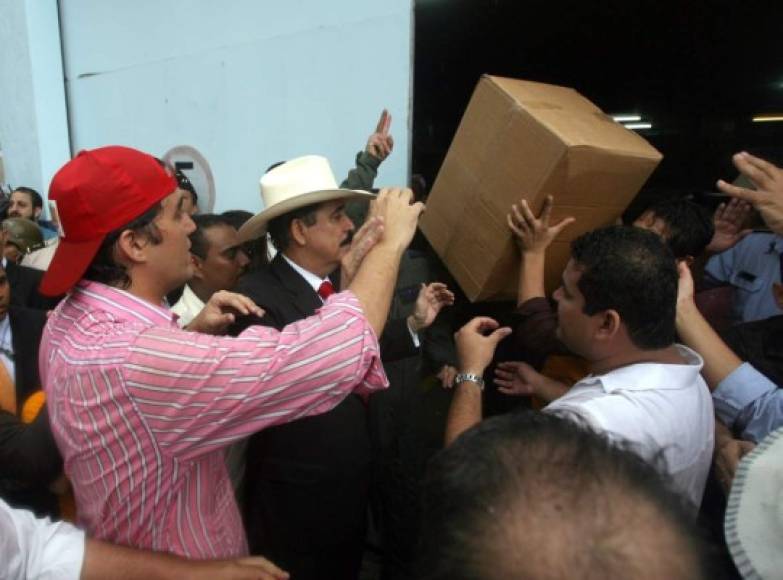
[412,0,783,214]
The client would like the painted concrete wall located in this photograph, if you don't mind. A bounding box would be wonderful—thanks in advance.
[0,0,70,202]
[59,0,413,213]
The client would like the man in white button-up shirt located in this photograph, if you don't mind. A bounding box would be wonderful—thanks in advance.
[449,226,714,509]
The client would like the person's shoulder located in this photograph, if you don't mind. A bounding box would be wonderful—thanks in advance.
[233,267,284,302]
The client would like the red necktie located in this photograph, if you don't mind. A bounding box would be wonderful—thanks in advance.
[318,280,335,300]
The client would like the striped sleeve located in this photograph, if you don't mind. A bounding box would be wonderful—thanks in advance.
[123,292,387,460]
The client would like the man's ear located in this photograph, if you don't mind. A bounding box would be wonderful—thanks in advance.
[290,219,308,247]
[33,207,42,220]
[190,254,205,280]
[595,309,622,342]
[115,229,151,264]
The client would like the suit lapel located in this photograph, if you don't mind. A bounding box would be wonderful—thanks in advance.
[270,255,323,319]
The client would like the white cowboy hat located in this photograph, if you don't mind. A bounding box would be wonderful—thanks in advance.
[238,155,375,242]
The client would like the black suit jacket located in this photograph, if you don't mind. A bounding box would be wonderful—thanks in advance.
[231,254,417,580]
[0,306,61,517]
[232,255,418,361]
[6,262,61,311]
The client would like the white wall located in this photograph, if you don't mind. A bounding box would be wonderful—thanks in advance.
[0,0,70,201]
[59,0,413,213]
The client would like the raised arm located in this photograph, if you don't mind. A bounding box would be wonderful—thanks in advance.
[507,195,575,306]
[444,317,512,446]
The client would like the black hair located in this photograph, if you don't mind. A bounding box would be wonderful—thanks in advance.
[418,412,718,580]
[571,225,677,350]
[83,203,163,289]
[174,169,198,206]
[221,210,267,270]
[643,198,714,259]
[220,210,253,231]
[267,202,321,252]
[13,186,43,210]
[189,213,233,260]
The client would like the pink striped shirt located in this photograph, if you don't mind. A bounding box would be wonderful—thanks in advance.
[40,281,387,558]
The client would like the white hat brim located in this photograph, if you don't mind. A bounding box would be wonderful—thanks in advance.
[238,188,376,243]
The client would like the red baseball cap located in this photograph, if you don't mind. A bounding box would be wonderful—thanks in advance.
[40,146,177,296]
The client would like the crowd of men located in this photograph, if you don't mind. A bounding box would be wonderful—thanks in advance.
[1,110,782,579]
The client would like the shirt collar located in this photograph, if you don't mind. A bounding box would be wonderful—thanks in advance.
[0,316,11,351]
[577,345,704,393]
[281,253,330,293]
[73,280,177,327]
[179,284,206,311]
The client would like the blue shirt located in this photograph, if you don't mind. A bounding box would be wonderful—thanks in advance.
[705,232,783,323]
[713,362,783,443]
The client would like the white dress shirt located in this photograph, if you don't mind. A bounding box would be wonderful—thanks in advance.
[0,315,15,383]
[171,284,206,328]
[544,345,715,508]
[1,497,85,579]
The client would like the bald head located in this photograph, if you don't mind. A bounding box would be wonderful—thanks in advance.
[419,413,714,580]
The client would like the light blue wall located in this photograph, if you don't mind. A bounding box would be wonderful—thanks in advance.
[0,0,70,203]
[59,0,414,213]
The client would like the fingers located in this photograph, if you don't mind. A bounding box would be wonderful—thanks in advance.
[518,199,537,227]
[539,195,554,223]
[507,213,526,238]
[733,151,780,186]
[463,316,500,334]
[213,291,265,317]
[716,179,761,205]
[236,556,290,579]
[488,326,513,344]
[551,216,576,236]
[375,109,391,133]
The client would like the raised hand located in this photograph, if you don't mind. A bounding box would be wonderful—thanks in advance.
[454,317,512,376]
[507,195,575,254]
[365,109,394,161]
[706,198,753,254]
[408,282,455,332]
[717,151,783,234]
[340,216,384,289]
[371,187,425,252]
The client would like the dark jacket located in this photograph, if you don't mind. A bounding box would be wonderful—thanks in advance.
[0,306,61,517]
[231,254,417,580]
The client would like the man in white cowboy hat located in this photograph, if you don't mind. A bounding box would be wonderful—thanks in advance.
[232,155,453,580]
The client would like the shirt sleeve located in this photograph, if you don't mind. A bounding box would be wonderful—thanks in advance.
[713,362,783,443]
[513,297,568,363]
[124,291,388,460]
[0,498,85,580]
[704,244,738,283]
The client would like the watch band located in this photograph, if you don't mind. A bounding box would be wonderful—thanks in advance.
[454,372,485,391]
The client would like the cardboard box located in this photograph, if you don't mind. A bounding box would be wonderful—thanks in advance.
[420,75,663,302]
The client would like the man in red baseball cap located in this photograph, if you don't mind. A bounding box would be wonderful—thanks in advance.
[39,145,424,559]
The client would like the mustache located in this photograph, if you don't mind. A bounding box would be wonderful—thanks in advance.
[340,231,354,247]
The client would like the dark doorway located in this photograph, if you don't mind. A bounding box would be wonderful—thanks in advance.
[412,0,783,208]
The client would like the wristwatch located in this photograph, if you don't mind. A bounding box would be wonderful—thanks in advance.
[454,372,485,391]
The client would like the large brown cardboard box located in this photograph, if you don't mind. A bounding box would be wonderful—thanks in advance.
[420,75,663,302]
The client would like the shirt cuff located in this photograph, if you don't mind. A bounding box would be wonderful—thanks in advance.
[356,150,381,170]
[406,318,421,348]
[713,362,777,428]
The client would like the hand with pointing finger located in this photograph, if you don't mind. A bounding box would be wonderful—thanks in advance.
[365,109,394,162]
